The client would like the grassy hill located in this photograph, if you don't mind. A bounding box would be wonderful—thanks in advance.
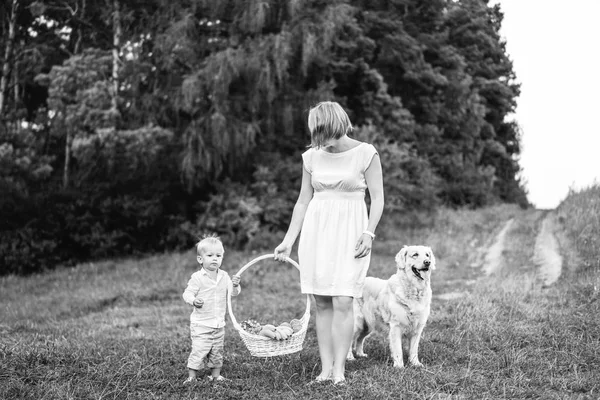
[1,186,599,399]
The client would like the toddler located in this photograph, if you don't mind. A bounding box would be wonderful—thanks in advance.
[182,234,241,384]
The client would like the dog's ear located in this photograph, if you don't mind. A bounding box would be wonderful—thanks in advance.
[395,246,408,269]
[428,247,436,270]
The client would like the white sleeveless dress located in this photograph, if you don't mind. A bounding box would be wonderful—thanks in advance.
[298,142,379,298]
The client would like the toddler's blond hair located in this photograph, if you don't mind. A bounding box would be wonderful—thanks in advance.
[195,234,224,256]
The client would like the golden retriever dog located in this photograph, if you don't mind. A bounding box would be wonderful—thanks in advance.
[347,245,436,368]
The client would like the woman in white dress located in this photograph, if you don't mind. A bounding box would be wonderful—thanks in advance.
[274,101,384,385]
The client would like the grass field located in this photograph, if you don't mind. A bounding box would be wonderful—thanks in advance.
[2,191,599,399]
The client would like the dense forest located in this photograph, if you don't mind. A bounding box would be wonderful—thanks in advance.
[0,0,528,275]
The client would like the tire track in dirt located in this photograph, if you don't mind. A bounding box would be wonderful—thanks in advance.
[435,218,514,301]
[482,218,514,276]
[533,213,563,286]
[436,218,515,301]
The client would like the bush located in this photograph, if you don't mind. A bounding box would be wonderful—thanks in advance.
[354,122,441,213]
[187,152,301,250]
[557,183,600,270]
[0,190,185,275]
[191,179,263,248]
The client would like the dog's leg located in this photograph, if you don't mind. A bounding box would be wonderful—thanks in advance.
[353,321,371,358]
[407,325,425,367]
[402,336,410,361]
[389,324,404,368]
[347,311,369,360]
[346,347,355,360]
[346,327,359,360]
[347,304,361,361]
[346,335,356,361]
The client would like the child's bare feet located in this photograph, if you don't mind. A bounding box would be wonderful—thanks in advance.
[207,375,230,382]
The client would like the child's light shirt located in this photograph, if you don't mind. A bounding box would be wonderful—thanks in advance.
[182,268,241,328]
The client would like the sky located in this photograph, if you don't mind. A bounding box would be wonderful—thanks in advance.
[495,0,600,209]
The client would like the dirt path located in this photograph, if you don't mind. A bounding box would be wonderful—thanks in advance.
[533,213,563,286]
[481,211,563,285]
[435,208,566,301]
[482,218,514,276]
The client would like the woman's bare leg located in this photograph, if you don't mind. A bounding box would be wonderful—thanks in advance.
[331,296,354,380]
[313,295,334,379]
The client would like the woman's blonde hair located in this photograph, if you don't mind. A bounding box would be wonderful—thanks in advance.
[307,101,353,148]
[196,234,224,255]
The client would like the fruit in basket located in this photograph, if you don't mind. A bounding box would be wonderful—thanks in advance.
[254,323,293,340]
[247,320,299,340]
[240,319,262,334]
[276,325,293,338]
[258,327,277,339]
[290,319,302,333]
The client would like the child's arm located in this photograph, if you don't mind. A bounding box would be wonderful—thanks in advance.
[182,273,201,306]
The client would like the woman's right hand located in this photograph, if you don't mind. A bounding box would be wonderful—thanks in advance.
[274,242,292,262]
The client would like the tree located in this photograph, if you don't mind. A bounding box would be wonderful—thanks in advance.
[443,0,526,205]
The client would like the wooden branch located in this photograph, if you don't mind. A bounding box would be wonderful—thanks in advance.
[73,0,86,54]
[63,128,72,189]
[0,0,19,116]
[112,0,121,123]
[61,0,78,16]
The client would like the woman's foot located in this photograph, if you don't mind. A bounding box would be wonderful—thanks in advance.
[332,376,346,385]
[306,373,332,385]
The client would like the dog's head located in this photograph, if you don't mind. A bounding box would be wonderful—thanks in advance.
[395,245,436,281]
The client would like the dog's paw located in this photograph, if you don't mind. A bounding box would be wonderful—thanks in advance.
[392,361,405,368]
[408,356,423,367]
[356,352,368,358]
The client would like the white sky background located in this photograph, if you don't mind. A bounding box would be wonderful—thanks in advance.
[495,0,600,209]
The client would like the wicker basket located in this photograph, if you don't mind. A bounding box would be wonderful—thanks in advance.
[227,254,310,357]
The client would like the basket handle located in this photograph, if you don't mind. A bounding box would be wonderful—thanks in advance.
[235,253,300,276]
[227,253,302,330]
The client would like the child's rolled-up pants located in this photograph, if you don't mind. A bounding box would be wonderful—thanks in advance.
[187,324,225,370]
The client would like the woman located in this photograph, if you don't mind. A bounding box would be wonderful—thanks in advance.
[274,101,384,385]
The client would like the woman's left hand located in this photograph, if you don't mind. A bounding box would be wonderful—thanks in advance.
[354,234,373,258]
